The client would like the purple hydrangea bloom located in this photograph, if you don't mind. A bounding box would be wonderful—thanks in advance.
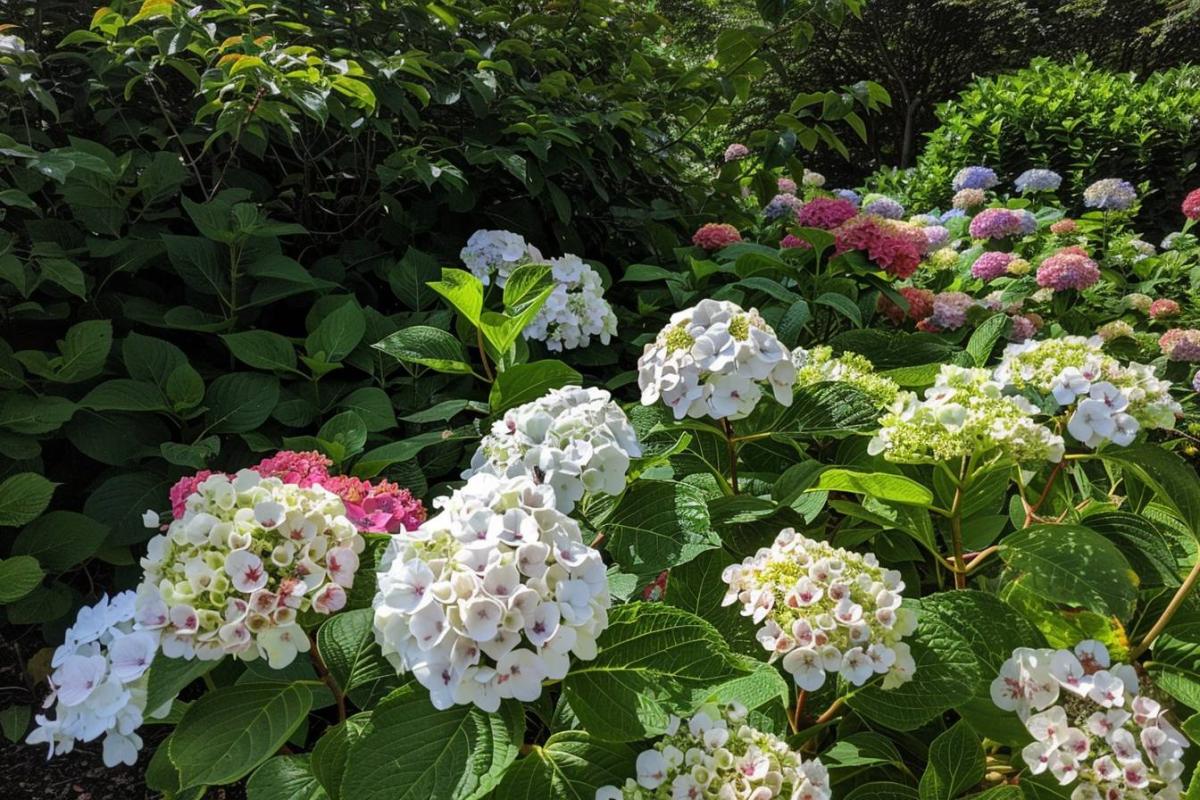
[930,292,975,330]
[968,208,1024,240]
[1014,169,1062,193]
[970,251,1014,281]
[864,196,904,220]
[923,225,950,250]
[952,166,998,192]
[1016,209,1038,235]
[940,209,966,223]
[833,188,861,206]
[1193,370,1200,393]
[1083,178,1137,211]
[763,193,804,221]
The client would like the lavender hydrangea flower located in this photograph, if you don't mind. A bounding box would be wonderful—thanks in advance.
[723,143,749,162]
[1083,178,1137,211]
[1193,370,1200,393]
[952,166,998,192]
[833,188,861,206]
[1013,169,1062,193]
[863,196,904,220]
[1016,209,1038,235]
[940,209,966,223]
[763,193,804,221]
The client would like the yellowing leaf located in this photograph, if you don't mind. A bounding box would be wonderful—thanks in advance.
[129,0,175,25]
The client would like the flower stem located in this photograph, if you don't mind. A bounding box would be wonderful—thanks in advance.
[309,637,347,722]
[788,689,807,734]
[1130,556,1200,659]
[1023,460,1065,527]
[721,418,739,494]
[814,696,845,725]
[476,327,495,383]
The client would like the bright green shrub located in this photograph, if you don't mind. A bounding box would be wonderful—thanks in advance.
[874,57,1200,225]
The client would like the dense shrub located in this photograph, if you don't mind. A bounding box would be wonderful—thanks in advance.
[872,58,1200,226]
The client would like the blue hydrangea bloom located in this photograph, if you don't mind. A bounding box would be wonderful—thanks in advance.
[833,188,861,206]
[1016,209,1038,235]
[863,196,904,220]
[939,209,966,222]
[1083,178,1137,211]
[952,166,998,192]
[763,193,803,221]
[1013,169,1062,193]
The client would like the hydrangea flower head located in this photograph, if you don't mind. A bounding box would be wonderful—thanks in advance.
[1083,179,1137,211]
[940,208,966,223]
[763,192,804,221]
[878,286,935,325]
[868,365,1065,464]
[373,472,609,711]
[780,233,807,249]
[929,291,976,331]
[521,253,618,351]
[991,642,1187,798]
[777,177,798,194]
[1160,329,1200,362]
[169,470,216,518]
[796,197,858,230]
[692,223,742,251]
[969,208,1025,240]
[1037,251,1100,291]
[1183,188,1200,221]
[137,471,364,667]
[953,188,987,210]
[252,450,332,487]
[971,251,1015,281]
[833,216,922,279]
[27,592,166,767]
[723,143,750,162]
[928,247,961,271]
[461,229,544,287]
[863,195,905,220]
[923,224,950,250]
[833,188,861,206]
[321,475,426,533]
[1051,219,1079,235]
[791,346,900,408]
[953,165,999,191]
[1097,321,1135,342]
[803,169,826,187]
[1008,257,1032,276]
[1010,314,1039,342]
[1149,299,1181,320]
[638,299,796,420]
[1125,293,1153,313]
[465,385,641,513]
[1014,169,1062,194]
[722,529,916,691]
[596,702,831,800]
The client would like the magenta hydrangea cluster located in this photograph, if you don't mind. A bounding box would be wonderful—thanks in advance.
[971,251,1015,281]
[969,208,1025,240]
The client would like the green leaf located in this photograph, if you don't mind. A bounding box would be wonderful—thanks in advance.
[373,326,474,375]
[145,655,221,715]
[0,556,43,603]
[317,411,369,460]
[311,714,372,800]
[815,292,862,327]
[80,379,168,412]
[247,755,328,800]
[204,373,281,433]
[222,330,299,373]
[0,472,56,527]
[83,471,171,546]
[389,248,441,311]
[306,300,366,363]
[488,360,582,414]
[999,524,1138,621]
[918,721,985,800]
[170,682,313,789]
[965,314,1009,367]
[1101,445,1200,540]
[16,319,112,383]
[756,382,880,438]
[0,705,30,742]
[341,684,522,800]
[601,480,720,583]
[429,268,485,326]
[502,263,553,310]
[665,549,761,657]
[845,782,919,800]
[492,732,634,800]
[814,469,932,507]
[316,609,398,706]
[337,388,397,433]
[1150,621,1200,710]
[11,511,107,572]
[563,602,748,742]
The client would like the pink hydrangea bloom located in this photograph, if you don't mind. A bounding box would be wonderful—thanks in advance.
[777,177,797,194]
[1150,298,1182,319]
[692,223,742,251]
[929,291,975,330]
[1049,219,1078,235]
[877,286,934,325]
[922,225,950,251]
[1036,251,1100,291]
[780,233,809,249]
[723,143,749,162]
[1009,314,1039,342]
[970,251,1014,281]
[796,197,858,230]
[169,470,219,518]
[1160,329,1200,362]
[321,476,426,534]
[252,450,332,487]
[968,208,1024,240]
[834,216,922,279]
[1184,188,1200,221]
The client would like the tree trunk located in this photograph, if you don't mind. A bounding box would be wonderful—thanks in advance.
[900,97,921,168]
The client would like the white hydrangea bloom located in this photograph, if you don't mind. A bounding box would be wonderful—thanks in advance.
[637,299,796,420]
[869,365,1066,464]
[27,592,168,767]
[460,229,544,287]
[464,385,642,513]
[595,701,831,800]
[721,529,917,692]
[994,337,1181,449]
[522,254,618,352]
[372,472,610,711]
[135,471,365,667]
[991,641,1187,798]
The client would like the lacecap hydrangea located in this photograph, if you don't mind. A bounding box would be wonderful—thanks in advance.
[869,365,1065,464]
[136,471,365,667]
[991,641,1187,798]
[373,472,609,711]
[460,229,544,287]
[722,529,916,691]
[464,385,641,513]
[521,253,618,352]
[791,345,900,408]
[27,592,167,767]
[994,336,1180,448]
[637,299,795,420]
[595,701,831,800]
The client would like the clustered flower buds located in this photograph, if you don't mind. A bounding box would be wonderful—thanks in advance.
[991,641,1187,798]
[460,229,544,287]
[638,299,795,420]
[869,365,1066,464]
[27,592,166,767]
[595,701,831,800]
[137,471,365,667]
[521,253,619,352]
[373,472,610,711]
[721,529,917,692]
[791,345,900,408]
[996,336,1180,447]
[464,385,641,513]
